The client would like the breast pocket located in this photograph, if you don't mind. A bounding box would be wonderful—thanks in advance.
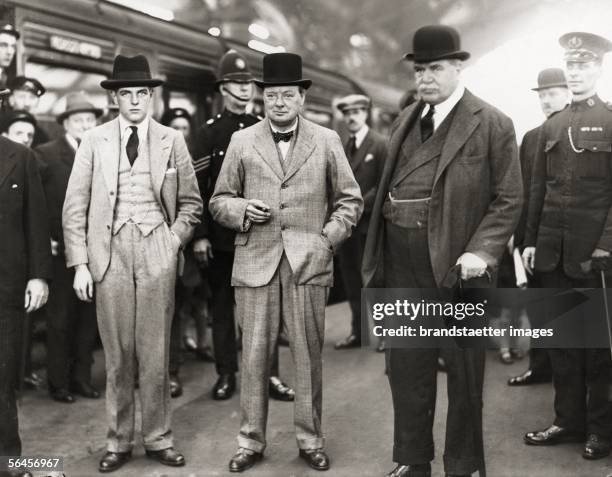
[575,140,612,179]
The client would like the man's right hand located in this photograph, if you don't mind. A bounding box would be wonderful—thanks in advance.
[245,199,271,223]
[522,247,536,275]
[74,264,94,302]
[193,238,214,267]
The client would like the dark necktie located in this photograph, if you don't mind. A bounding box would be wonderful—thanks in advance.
[76,138,81,147]
[272,130,294,143]
[346,135,357,159]
[126,126,139,166]
[420,105,435,142]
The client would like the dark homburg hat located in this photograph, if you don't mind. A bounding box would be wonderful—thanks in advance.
[254,52,311,90]
[215,49,254,91]
[57,92,103,123]
[404,25,470,63]
[100,54,163,89]
[1,109,36,133]
[9,76,45,96]
[560,32,612,63]
[0,23,20,39]
[531,68,567,91]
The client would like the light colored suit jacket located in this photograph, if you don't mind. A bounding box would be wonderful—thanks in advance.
[209,117,363,287]
[62,117,203,282]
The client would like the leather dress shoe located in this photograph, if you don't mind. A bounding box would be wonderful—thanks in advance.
[582,433,611,459]
[384,463,431,477]
[299,448,330,471]
[71,381,101,399]
[229,448,262,472]
[213,374,236,400]
[170,374,183,398]
[23,371,43,389]
[269,376,294,401]
[334,334,361,350]
[99,451,131,473]
[49,386,75,403]
[145,447,185,467]
[507,369,551,386]
[524,424,584,445]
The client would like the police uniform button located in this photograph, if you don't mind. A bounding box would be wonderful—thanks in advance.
[239,123,244,128]
[594,146,598,150]
[587,98,595,107]
[219,151,224,156]
[416,220,422,227]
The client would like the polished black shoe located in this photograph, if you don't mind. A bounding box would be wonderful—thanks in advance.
[98,451,131,473]
[145,447,185,467]
[71,381,101,399]
[384,463,431,477]
[213,373,236,400]
[507,369,551,386]
[170,374,183,398]
[229,448,262,472]
[49,386,75,403]
[195,346,215,362]
[524,425,585,446]
[334,334,361,350]
[23,371,44,389]
[582,433,611,460]
[269,376,294,401]
[299,449,330,471]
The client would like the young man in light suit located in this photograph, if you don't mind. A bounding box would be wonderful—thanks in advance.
[62,54,202,473]
[210,52,363,473]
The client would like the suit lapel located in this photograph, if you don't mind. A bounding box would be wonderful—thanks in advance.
[349,130,373,173]
[253,121,284,180]
[433,90,481,187]
[284,116,315,181]
[59,136,76,168]
[148,119,172,201]
[100,118,121,201]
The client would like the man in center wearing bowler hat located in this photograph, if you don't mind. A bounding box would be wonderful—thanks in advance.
[361,25,521,477]
[35,92,104,404]
[210,52,363,472]
[62,54,202,472]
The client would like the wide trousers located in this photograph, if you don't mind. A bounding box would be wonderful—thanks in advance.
[0,301,21,456]
[384,221,485,475]
[95,222,177,453]
[235,253,327,453]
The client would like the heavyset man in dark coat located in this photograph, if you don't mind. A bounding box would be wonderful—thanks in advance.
[523,31,612,460]
[362,25,522,477]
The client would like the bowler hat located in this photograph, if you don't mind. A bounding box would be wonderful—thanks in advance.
[57,92,103,123]
[531,68,567,91]
[100,54,163,90]
[254,53,311,90]
[9,76,45,97]
[559,31,612,63]
[403,25,470,63]
[215,49,254,91]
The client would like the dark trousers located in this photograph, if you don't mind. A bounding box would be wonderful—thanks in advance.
[384,221,485,475]
[210,250,280,376]
[46,255,98,388]
[0,299,22,456]
[539,266,612,437]
[338,231,366,338]
[528,348,552,378]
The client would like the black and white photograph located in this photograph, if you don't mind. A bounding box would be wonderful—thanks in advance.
[2,1,612,476]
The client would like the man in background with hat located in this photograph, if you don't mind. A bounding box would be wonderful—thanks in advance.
[1,109,36,148]
[210,51,362,473]
[34,92,103,404]
[362,25,521,477]
[507,67,569,387]
[0,86,51,477]
[7,76,49,147]
[193,49,295,402]
[0,24,19,89]
[334,94,386,351]
[523,32,612,460]
[63,54,202,472]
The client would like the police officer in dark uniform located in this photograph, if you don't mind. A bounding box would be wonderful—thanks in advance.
[7,76,49,147]
[523,32,612,460]
[193,49,294,402]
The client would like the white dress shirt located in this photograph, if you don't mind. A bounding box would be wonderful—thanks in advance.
[352,125,369,149]
[421,84,465,132]
[118,114,149,153]
[270,117,298,160]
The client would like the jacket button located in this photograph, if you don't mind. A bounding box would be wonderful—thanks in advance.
[110,191,114,196]
[279,203,285,209]
[281,183,288,189]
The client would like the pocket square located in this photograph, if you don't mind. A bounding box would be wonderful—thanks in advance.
[365,153,374,162]
[11,183,18,189]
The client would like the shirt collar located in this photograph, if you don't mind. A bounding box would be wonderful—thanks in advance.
[352,125,369,148]
[65,133,79,151]
[269,116,299,134]
[118,114,149,143]
[422,83,465,120]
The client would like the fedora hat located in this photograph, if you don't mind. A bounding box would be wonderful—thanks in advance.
[57,92,103,123]
[100,54,163,90]
[253,52,311,89]
[531,68,567,91]
[215,49,254,91]
[403,25,470,63]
